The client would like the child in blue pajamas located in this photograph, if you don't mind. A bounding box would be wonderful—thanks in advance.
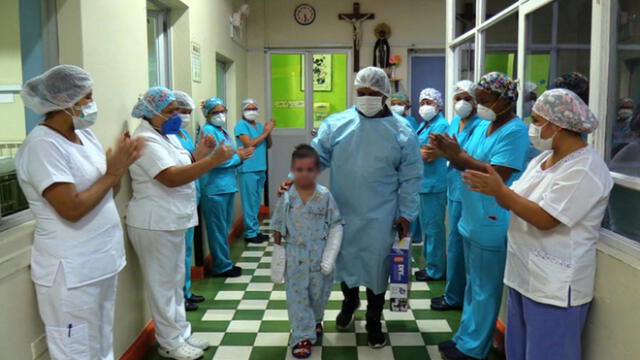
[271,145,343,359]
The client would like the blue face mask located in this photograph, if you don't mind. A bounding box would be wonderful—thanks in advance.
[161,114,182,135]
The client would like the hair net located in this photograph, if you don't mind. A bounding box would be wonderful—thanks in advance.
[201,96,225,117]
[354,66,392,97]
[550,72,589,103]
[419,88,443,108]
[618,97,633,109]
[390,92,410,105]
[524,81,538,96]
[478,71,519,102]
[173,90,195,110]
[532,88,598,134]
[241,98,258,111]
[131,86,175,119]
[21,64,93,115]
[453,80,477,100]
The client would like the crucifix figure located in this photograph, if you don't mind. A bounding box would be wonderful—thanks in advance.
[339,2,374,72]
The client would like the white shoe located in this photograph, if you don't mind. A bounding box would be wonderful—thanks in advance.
[186,335,210,350]
[158,343,204,360]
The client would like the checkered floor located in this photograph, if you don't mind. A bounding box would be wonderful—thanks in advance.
[143,220,471,360]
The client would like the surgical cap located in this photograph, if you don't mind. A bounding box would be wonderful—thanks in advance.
[21,64,93,115]
[453,80,477,100]
[532,88,598,134]
[390,92,410,105]
[174,90,195,110]
[419,88,443,108]
[131,86,175,119]
[524,81,538,96]
[551,72,589,103]
[478,72,519,102]
[201,97,225,117]
[618,97,633,108]
[241,98,258,111]
[354,66,392,97]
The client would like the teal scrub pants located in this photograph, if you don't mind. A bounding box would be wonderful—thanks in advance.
[183,226,194,299]
[419,192,447,279]
[201,192,235,274]
[444,199,465,306]
[453,236,507,359]
[239,171,266,238]
[409,218,422,244]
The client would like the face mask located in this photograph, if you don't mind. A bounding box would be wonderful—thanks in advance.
[390,104,406,115]
[179,114,190,129]
[618,109,633,119]
[209,113,226,127]
[523,100,535,118]
[243,110,259,121]
[71,101,98,129]
[161,114,182,135]
[419,105,438,121]
[528,122,556,151]
[355,96,383,117]
[477,104,497,122]
[454,100,473,118]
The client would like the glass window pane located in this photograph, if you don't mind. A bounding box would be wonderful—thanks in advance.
[216,60,226,103]
[484,13,518,78]
[147,14,159,87]
[455,38,475,82]
[603,184,640,243]
[312,53,348,129]
[270,54,306,129]
[485,0,517,21]
[455,0,476,37]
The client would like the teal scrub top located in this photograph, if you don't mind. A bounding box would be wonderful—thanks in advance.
[417,112,450,193]
[404,115,420,132]
[235,119,267,173]
[176,129,200,198]
[458,117,529,249]
[200,123,241,195]
[446,114,484,202]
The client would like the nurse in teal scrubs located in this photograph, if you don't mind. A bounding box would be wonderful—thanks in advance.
[414,88,450,282]
[429,72,530,360]
[235,98,274,243]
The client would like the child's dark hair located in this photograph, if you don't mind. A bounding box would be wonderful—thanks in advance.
[291,144,320,168]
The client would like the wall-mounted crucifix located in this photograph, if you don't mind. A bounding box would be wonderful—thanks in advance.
[338,2,374,72]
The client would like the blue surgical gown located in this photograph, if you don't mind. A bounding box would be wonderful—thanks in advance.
[310,107,422,294]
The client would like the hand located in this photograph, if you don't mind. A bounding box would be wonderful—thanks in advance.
[264,120,275,132]
[461,163,506,196]
[394,217,410,239]
[210,144,235,164]
[320,259,334,275]
[429,133,461,160]
[106,134,146,180]
[278,179,293,196]
[237,146,255,161]
[420,145,439,163]
[194,134,216,161]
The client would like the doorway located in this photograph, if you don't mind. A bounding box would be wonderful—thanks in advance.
[409,53,446,120]
[266,50,351,208]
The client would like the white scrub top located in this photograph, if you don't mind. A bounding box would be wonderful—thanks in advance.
[504,146,613,307]
[15,126,125,288]
[126,120,197,231]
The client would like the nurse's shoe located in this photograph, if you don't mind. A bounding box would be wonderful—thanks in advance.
[244,236,264,244]
[257,233,270,241]
[415,269,442,282]
[189,293,205,303]
[430,296,462,311]
[184,300,198,312]
[213,266,242,278]
[439,344,479,360]
[186,335,210,350]
[157,343,203,360]
[437,339,456,351]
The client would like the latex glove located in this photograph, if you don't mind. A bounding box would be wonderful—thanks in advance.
[271,243,286,284]
[321,225,343,275]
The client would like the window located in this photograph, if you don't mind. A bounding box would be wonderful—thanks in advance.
[147,1,171,87]
[455,38,475,83]
[485,0,517,21]
[216,59,227,104]
[456,0,476,37]
[484,13,518,78]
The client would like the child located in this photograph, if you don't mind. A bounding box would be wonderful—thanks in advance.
[271,144,343,359]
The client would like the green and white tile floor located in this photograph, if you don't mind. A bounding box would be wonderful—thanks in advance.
[143,221,502,360]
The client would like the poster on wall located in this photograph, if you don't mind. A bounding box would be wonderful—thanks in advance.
[191,42,202,83]
[301,54,332,92]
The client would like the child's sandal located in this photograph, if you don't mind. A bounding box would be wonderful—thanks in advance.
[292,340,312,359]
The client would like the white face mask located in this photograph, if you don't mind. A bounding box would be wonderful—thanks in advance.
[454,100,473,118]
[243,110,259,121]
[419,105,438,121]
[528,122,556,151]
[355,96,384,117]
[477,104,497,122]
[209,113,226,127]
[179,114,190,128]
[390,104,406,115]
[618,109,633,119]
[70,101,98,129]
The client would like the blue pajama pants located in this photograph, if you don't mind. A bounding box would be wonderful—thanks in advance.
[239,171,266,238]
[453,236,506,359]
[444,200,465,306]
[419,192,447,279]
[201,192,235,274]
[506,288,590,360]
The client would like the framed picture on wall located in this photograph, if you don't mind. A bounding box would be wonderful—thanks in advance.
[301,54,332,91]
[191,42,202,83]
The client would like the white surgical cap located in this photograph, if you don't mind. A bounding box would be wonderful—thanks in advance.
[241,98,258,111]
[21,64,93,115]
[419,88,444,108]
[453,80,477,100]
[354,66,392,97]
[524,81,538,96]
[173,90,195,110]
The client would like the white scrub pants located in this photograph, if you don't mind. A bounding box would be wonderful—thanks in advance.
[35,269,118,360]
[128,226,191,350]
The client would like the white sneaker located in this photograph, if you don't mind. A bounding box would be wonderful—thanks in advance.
[186,335,210,350]
[158,343,204,360]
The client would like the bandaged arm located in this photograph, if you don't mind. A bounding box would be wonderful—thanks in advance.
[321,224,343,275]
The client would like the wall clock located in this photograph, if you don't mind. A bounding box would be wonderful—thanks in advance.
[294,4,316,26]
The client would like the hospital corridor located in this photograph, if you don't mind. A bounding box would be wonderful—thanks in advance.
[1,1,639,360]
